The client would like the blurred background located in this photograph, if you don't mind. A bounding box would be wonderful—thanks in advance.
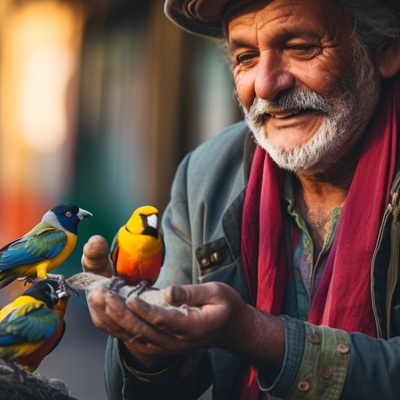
[0,0,241,399]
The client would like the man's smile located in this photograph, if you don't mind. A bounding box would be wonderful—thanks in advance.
[268,108,300,119]
[256,108,326,128]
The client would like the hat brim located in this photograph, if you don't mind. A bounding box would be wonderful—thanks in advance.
[164,0,252,38]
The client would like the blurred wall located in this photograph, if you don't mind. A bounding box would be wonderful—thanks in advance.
[0,0,84,244]
[68,0,241,251]
[0,0,241,399]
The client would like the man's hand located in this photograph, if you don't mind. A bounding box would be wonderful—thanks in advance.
[85,279,285,379]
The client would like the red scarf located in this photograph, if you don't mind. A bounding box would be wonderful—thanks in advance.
[240,76,400,398]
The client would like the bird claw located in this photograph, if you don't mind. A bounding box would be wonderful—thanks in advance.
[17,276,36,286]
[107,277,126,293]
[17,275,77,297]
[126,280,158,298]
[46,274,77,298]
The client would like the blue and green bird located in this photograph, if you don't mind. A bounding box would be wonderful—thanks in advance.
[0,203,92,288]
[0,279,62,367]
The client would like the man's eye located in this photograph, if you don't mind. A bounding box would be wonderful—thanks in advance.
[235,52,257,65]
[285,44,321,58]
[292,45,314,51]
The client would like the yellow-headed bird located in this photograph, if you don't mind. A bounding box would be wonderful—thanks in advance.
[110,205,164,286]
[0,279,63,368]
[0,203,92,288]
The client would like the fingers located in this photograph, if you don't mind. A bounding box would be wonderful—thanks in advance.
[127,283,240,343]
[88,287,142,343]
[87,286,175,356]
[164,282,236,307]
[81,235,113,277]
[86,287,119,333]
[126,297,193,336]
[152,282,251,349]
[88,282,248,357]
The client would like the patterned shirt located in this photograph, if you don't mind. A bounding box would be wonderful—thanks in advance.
[282,172,342,321]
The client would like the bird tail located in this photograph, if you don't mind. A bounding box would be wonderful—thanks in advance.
[0,271,20,289]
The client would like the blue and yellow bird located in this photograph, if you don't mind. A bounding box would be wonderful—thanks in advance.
[0,279,63,370]
[110,205,164,287]
[0,203,92,288]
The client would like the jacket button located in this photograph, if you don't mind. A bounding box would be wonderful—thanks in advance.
[201,258,210,267]
[297,381,310,392]
[210,252,221,263]
[321,364,332,379]
[337,343,350,354]
[307,333,320,344]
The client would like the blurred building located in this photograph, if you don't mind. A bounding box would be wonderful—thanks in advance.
[0,0,241,398]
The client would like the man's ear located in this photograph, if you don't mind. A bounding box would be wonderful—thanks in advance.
[378,38,400,78]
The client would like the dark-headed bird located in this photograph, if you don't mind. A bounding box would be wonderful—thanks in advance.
[0,279,65,371]
[110,205,164,287]
[0,203,92,288]
[14,289,70,372]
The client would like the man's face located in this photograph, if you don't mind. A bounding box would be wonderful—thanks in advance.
[228,0,380,174]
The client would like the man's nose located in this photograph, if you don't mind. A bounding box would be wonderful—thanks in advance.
[254,50,295,100]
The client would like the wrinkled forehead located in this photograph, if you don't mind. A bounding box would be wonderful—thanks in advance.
[207,0,266,39]
[223,0,272,37]
[225,0,348,39]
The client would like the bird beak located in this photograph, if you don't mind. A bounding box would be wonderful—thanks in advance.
[147,214,158,229]
[77,208,93,220]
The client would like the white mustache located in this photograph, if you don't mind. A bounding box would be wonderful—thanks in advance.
[248,90,331,126]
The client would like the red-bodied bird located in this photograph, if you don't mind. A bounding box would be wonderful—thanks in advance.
[110,205,164,287]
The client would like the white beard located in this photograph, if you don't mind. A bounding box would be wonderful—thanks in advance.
[243,41,380,174]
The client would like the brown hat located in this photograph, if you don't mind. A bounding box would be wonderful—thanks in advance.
[164,0,400,38]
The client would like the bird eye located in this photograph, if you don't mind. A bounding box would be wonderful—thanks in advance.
[66,211,72,217]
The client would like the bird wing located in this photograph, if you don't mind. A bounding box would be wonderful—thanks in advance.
[161,232,166,266]
[0,305,60,344]
[110,231,119,259]
[0,223,67,269]
[110,232,120,275]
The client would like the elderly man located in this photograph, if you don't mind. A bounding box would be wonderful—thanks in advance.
[82,0,400,399]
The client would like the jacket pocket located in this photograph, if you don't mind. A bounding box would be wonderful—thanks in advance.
[196,238,251,304]
[195,237,234,277]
